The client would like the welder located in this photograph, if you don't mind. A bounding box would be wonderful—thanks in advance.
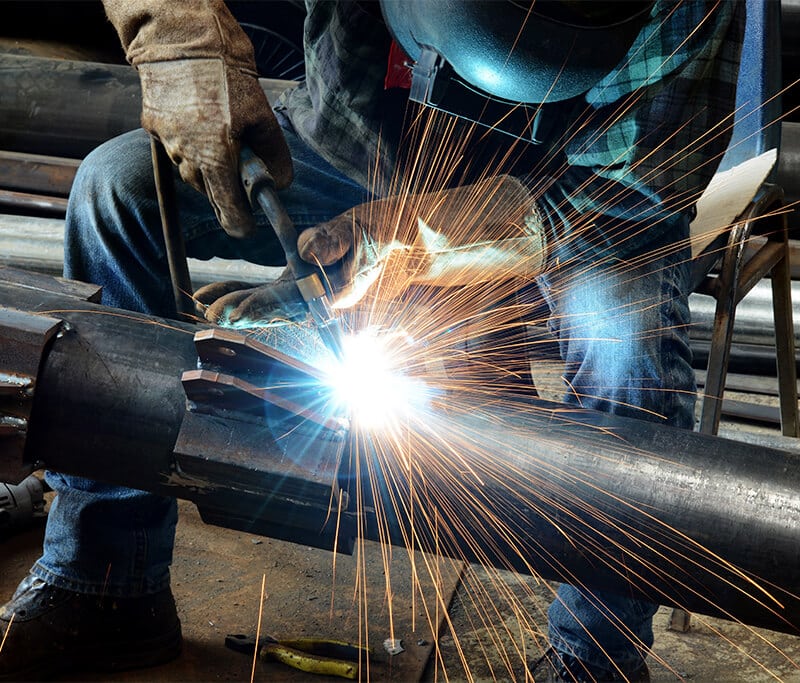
[0,1,742,681]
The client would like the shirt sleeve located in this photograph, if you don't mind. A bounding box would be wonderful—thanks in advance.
[541,0,743,261]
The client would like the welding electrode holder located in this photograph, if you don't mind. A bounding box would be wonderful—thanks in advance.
[239,147,345,360]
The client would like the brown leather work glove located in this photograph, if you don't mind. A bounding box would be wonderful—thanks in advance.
[103,0,293,238]
[195,176,546,325]
[298,175,547,307]
[194,270,305,325]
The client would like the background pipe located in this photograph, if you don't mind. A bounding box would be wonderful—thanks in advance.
[0,53,295,160]
[3,272,800,634]
[776,121,800,215]
[0,51,797,227]
[689,279,800,347]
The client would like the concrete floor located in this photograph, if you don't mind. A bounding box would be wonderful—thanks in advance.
[426,565,800,682]
[6,500,800,683]
[2,499,462,683]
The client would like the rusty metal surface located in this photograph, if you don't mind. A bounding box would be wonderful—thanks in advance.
[0,54,295,160]
[0,54,142,159]
[0,150,79,197]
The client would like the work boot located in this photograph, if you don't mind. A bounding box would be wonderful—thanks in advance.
[531,648,650,682]
[0,573,182,681]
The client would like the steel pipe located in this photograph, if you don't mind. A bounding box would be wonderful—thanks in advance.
[782,0,800,57]
[0,54,142,159]
[777,122,800,215]
[689,279,800,346]
[2,268,800,634]
[0,150,79,198]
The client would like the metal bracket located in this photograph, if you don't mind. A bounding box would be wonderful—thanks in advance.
[175,328,353,552]
[183,327,347,431]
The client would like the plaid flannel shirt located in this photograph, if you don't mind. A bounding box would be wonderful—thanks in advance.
[542,0,744,260]
[277,0,405,193]
[279,0,743,258]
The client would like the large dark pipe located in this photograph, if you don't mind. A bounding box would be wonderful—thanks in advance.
[3,269,800,635]
[0,54,142,159]
[2,52,798,235]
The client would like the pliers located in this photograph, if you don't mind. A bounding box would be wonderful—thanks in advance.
[225,632,369,680]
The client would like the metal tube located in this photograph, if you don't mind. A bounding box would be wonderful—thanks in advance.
[0,55,142,159]
[689,279,800,346]
[3,271,800,634]
[17,285,199,490]
[776,121,800,213]
[0,189,67,216]
[0,150,80,197]
[357,397,800,633]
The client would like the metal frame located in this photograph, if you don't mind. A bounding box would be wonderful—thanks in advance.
[693,184,799,437]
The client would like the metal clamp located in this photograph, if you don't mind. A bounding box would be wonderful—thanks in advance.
[175,327,353,552]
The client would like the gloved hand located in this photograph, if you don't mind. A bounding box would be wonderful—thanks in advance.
[298,174,546,307]
[194,270,305,325]
[195,175,546,325]
[103,0,293,238]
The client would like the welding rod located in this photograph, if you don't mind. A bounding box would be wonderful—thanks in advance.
[239,147,345,359]
[150,137,194,320]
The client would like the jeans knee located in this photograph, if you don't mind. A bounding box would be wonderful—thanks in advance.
[66,132,155,247]
[73,134,134,201]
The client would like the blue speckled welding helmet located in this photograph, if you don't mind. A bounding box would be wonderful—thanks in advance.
[380,1,654,140]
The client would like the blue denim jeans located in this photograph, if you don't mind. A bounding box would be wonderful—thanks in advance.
[34,125,369,597]
[537,236,697,677]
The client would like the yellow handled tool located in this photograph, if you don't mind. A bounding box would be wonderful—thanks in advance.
[225,632,369,680]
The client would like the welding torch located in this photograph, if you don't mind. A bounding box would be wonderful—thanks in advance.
[239,146,346,361]
[150,136,345,359]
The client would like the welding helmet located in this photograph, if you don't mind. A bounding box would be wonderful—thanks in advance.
[380,0,654,140]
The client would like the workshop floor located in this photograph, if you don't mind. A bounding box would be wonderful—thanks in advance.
[5,487,800,683]
[3,378,800,682]
[2,499,462,683]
